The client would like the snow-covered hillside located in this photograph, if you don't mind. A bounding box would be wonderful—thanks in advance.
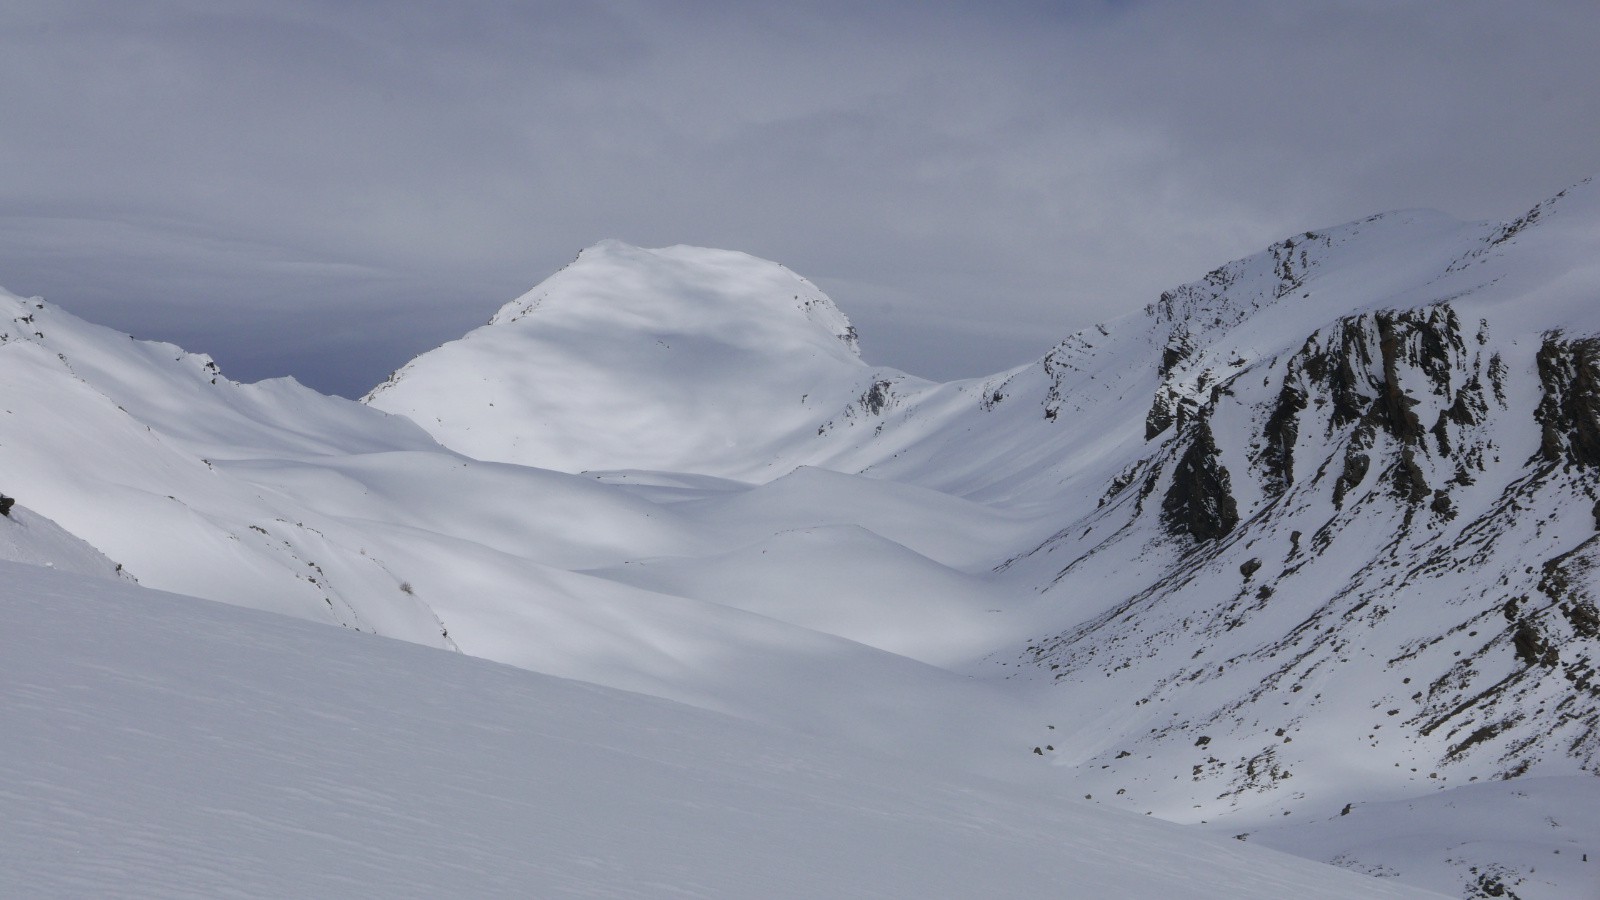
[4,178,1599,897]
[0,287,1047,780]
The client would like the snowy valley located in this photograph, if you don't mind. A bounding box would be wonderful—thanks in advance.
[4,179,1600,898]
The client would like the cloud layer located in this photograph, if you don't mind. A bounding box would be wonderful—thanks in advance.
[3,1,1596,395]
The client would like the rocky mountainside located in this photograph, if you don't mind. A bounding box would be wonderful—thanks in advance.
[699,182,1599,834]
[805,179,1599,895]
[972,184,1600,827]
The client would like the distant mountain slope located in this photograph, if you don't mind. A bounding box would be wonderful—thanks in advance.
[365,240,927,477]
[0,559,1440,899]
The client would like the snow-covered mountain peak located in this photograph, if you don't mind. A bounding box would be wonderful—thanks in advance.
[365,240,921,477]
[483,240,861,358]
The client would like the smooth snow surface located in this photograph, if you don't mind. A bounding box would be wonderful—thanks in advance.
[0,563,1440,899]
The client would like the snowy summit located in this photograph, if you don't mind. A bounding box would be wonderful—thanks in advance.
[366,240,905,476]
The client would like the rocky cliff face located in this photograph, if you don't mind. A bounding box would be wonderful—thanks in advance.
[1162,420,1239,541]
[1535,333,1600,469]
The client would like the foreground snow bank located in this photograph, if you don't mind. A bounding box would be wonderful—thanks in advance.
[0,562,1436,899]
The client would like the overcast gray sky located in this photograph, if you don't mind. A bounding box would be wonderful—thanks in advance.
[2,1,1597,397]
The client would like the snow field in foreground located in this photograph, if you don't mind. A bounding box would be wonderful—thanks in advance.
[0,562,1441,898]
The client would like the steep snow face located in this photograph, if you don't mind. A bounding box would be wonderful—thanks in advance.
[366,240,926,477]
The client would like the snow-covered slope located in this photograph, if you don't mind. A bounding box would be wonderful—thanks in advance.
[6,178,1600,897]
[365,240,928,478]
[1252,775,1600,899]
[0,288,1042,779]
[1,561,1441,898]
[0,503,131,581]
